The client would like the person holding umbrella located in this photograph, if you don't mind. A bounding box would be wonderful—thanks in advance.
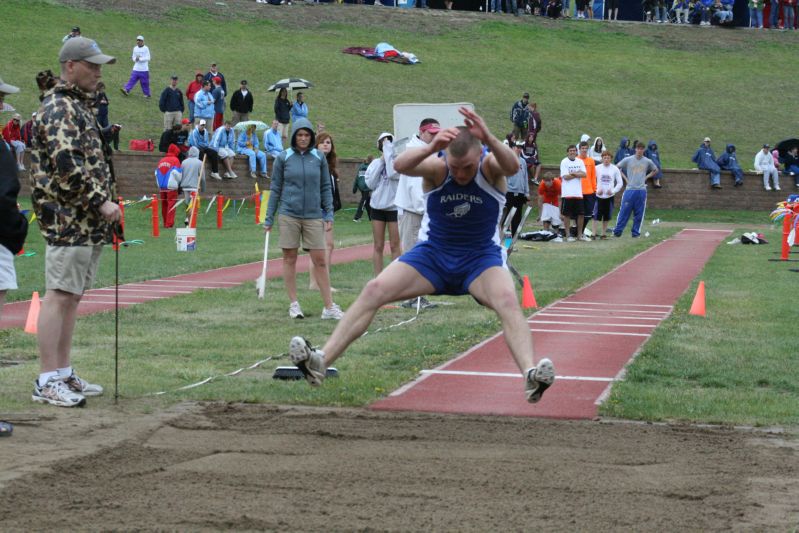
[236,122,268,179]
[274,88,291,144]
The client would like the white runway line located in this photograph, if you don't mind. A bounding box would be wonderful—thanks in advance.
[530,328,651,337]
[529,320,656,329]
[534,312,662,321]
[561,301,672,309]
[420,369,616,382]
[548,306,669,315]
[82,293,163,300]
[144,279,240,285]
[91,287,193,294]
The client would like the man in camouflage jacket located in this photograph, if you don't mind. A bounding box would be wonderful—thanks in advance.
[28,37,121,408]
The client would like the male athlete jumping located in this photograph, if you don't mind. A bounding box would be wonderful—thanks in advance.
[289,107,554,403]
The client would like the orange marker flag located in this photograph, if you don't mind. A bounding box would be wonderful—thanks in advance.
[24,291,41,334]
[689,281,706,317]
[522,275,538,309]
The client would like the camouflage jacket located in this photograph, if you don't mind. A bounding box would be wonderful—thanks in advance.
[30,81,116,246]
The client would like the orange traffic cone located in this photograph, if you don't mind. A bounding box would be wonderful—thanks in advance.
[689,281,706,317]
[24,291,40,334]
[522,275,538,309]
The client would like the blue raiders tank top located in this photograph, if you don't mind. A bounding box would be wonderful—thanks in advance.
[418,158,506,252]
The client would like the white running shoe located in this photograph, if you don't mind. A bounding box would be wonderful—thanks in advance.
[288,336,326,386]
[32,377,86,407]
[63,372,104,397]
[580,234,592,242]
[567,236,576,242]
[321,303,344,320]
[289,301,305,319]
[210,172,222,181]
[525,358,555,403]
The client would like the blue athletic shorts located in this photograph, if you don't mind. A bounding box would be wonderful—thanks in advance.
[398,240,506,296]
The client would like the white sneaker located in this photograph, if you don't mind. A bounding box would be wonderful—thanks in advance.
[210,172,222,181]
[525,358,555,403]
[288,336,326,386]
[63,372,104,397]
[17,164,25,171]
[580,234,592,242]
[250,171,258,179]
[321,303,344,320]
[289,301,304,319]
[776,186,781,190]
[567,236,576,242]
[765,185,772,191]
[229,171,238,178]
[32,377,86,407]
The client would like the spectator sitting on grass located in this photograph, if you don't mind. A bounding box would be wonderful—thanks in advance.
[692,136,722,188]
[711,0,734,23]
[644,140,663,188]
[716,144,743,187]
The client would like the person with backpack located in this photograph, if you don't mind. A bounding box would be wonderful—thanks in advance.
[509,92,530,141]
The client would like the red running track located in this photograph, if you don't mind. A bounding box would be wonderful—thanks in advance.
[371,229,731,419]
[0,243,375,330]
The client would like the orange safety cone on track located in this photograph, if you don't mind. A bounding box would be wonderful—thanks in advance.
[24,291,40,334]
[689,281,706,317]
[522,275,538,309]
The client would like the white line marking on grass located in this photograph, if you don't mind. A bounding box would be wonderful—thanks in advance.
[420,369,616,382]
[143,279,239,285]
[534,312,662,321]
[91,287,193,294]
[530,328,651,337]
[562,301,672,309]
[82,294,163,300]
[681,228,732,232]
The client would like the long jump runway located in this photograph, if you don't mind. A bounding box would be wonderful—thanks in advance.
[371,229,731,419]
[0,243,375,330]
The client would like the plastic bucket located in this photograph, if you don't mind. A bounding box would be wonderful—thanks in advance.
[176,228,196,252]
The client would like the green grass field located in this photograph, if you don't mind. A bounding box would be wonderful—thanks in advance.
[2,0,798,167]
[1,0,797,427]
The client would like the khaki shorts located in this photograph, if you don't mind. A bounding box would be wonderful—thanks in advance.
[45,245,103,295]
[278,215,326,250]
[277,122,290,139]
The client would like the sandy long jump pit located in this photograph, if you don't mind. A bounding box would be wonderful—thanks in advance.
[0,402,797,530]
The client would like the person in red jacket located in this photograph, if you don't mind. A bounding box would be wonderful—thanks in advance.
[2,114,26,171]
[185,70,204,124]
[154,144,181,228]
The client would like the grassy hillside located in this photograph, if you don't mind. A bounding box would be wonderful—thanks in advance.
[2,0,797,166]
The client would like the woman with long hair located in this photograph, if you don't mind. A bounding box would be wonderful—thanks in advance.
[273,87,291,144]
[309,132,342,291]
[364,132,401,276]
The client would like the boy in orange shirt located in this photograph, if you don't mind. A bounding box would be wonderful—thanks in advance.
[537,176,562,232]
[577,141,597,240]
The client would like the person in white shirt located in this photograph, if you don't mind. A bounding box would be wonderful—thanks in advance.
[594,151,624,238]
[121,35,151,98]
[559,144,586,242]
[754,144,780,191]
[365,132,401,276]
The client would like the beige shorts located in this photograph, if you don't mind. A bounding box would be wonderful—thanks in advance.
[278,215,325,250]
[45,245,103,295]
[277,122,290,139]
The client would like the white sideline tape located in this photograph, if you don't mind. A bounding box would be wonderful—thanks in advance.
[420,369,615,382]
[143,299,433,397]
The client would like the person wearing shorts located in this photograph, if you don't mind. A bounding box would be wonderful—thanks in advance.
[559,145,586,242]
[594,151,624,238]
[577,141,597,240]
[29,38,122,407]
[264,117,343,321]
[286,107,556,405]
[365,132,401,276]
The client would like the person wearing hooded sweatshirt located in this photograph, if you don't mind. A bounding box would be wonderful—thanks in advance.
[644,140,663,188]
[366,132,402,276]
[692,137,722,188]
[588,136,606,163]
[180,146,203,204]
[185,71,204,124]
[754,144,780,190]
[155,144,181,228]
[614,137,634,164]
[716,144,743,187]
[264,118,342,321]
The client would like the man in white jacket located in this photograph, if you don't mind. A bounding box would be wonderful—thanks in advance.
[121,35,151,97]
[394,118,440,309]
[754,144,780,191]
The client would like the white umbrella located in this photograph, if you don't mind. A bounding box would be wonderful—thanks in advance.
[233,120,269,133]
[267,78,313,92]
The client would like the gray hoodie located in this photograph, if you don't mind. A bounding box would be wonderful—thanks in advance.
[180,146,203,190]
[264,118,332,226]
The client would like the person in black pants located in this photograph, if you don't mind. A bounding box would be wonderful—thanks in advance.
[353,156,372,222]
[94,82,119,150]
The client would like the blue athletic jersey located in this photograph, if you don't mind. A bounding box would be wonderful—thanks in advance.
[400,159,507,295]
[419,160,506,252]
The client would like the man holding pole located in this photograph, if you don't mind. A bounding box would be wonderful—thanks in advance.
[29,37,121,407]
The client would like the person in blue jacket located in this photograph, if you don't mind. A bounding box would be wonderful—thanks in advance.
[692,137,722,188]
[290,92,308,125]
[695,0,713,24]
[614,137,634,164]
[644,140,663,188]
[236,124,268,179]
[716,144,743,187]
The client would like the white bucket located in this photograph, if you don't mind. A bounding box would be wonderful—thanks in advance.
[176,228,196,252]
